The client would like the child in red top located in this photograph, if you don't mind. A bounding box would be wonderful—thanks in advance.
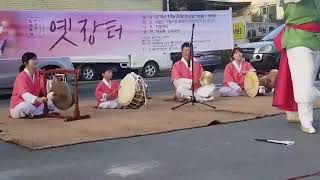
[95,68,120,109]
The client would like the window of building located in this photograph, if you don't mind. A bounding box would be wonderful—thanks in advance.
[268,5,277,21]
[259,4,277,22]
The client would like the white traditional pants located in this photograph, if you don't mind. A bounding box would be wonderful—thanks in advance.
[98,99,118,109]
[174,79,215,102]
[219,87,242,97]
[219,82,243,97]
[10,100,56,119]
[287,47,320,128]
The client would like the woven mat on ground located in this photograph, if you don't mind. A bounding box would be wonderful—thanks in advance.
[0,95,319,150]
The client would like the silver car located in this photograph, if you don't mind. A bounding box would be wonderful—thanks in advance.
[0,57,74,95]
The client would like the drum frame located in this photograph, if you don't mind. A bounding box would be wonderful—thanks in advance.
[119,73,148,109]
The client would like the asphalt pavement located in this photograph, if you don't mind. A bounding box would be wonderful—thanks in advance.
[1,70,320,180]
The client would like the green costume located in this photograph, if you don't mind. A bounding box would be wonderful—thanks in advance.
[282,0,320,50]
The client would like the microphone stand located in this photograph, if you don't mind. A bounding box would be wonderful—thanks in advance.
[171,24,216,110]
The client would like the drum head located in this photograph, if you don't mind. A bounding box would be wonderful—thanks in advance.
[244,72,259,97]
[118,74,136,106]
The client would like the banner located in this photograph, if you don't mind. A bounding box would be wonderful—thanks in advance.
[246,22,277,39]
[233,22,245,40]
[0,10,233,59]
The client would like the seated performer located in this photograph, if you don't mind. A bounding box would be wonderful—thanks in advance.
[9,52,56,119]
[219,47,256,96]
[171,42,215,102]
[95,68,120,109]
[0,21,8,56]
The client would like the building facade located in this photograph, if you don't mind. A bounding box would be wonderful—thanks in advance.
[247,0,284,22]
[205,0,284,22]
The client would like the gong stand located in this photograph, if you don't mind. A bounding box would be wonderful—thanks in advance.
[41,69,90,122]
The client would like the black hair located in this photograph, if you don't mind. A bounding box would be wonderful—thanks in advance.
[102,67,114,74]
[230,47,244,61]
[181,42,191,52]
[19,52,37,72]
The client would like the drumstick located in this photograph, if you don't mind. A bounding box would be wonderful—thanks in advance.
[101,85,122,101]
[244,87,254,91]
[109,85,121,95]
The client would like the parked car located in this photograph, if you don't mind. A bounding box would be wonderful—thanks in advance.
[238,24,285,73]
[170,50,222,72]
[0,57,74,95]
[71,53,172,81]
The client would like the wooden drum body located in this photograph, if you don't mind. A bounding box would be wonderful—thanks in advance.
[118,73,148,109]
[244,70,278,97]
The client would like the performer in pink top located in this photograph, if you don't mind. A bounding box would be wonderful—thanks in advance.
[219,48,256,96]
[171,42,215,102]
[0,21,8,56]
[95,68,120,109]
[10,52,56,119]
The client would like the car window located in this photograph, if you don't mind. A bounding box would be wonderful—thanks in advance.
[261,24,285,41]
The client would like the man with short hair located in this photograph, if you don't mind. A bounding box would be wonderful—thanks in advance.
[171,42,215,102]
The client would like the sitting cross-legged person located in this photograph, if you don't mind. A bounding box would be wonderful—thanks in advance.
[171,42,215,102]
[219,47,256,97]
[95,68,120,109]
[10,52,56,119]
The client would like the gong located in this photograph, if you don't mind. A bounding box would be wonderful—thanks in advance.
[50,81,75,110]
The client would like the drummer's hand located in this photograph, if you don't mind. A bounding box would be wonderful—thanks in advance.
[102,93,110,100]
[102,93,107,101]
[46,92,55,101]
[36,97,48,103]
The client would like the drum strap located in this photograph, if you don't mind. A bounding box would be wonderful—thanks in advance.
[131,73,148,107]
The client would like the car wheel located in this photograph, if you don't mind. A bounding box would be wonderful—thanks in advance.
[80,65,96,81]
[142,62,159,78]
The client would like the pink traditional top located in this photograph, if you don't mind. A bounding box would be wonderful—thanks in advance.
[95,79,120,105]
[171,58,204,90]
[10,70,44,109]
[223,60,255,89]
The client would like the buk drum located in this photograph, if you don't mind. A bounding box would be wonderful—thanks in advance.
[244,70,278,97]
[118,72,148,109]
